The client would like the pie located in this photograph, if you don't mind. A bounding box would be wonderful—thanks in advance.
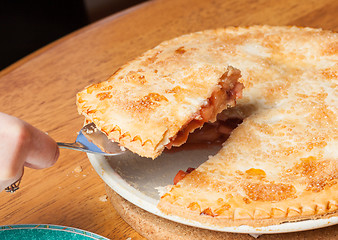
[77,40,243,158]
[158,26,338,227]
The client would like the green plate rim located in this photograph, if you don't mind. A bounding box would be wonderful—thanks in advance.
[0,224,109,240]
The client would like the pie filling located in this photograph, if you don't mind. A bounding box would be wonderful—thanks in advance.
[174,167,196,185]
[166,79,243,149]
[172,117,243,185]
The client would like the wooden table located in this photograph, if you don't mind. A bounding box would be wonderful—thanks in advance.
[0,0,337,239]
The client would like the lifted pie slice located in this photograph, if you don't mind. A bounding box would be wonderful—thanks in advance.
[77,40,243,158]
[158,26,338,226]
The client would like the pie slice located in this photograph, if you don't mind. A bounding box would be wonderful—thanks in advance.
[158,26,338,226]
[77,40,243,158]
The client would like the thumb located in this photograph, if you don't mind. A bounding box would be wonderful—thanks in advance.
[23,122,59,169]
[0,113,59,192]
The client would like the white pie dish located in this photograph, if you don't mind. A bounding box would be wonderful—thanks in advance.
[87,143,338,234]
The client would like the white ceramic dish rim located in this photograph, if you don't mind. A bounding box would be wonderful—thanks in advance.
[88,153,338,234]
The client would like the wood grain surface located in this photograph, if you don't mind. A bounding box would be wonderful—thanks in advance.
[0,0,337,239]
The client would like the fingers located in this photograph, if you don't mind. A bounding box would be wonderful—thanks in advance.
[0,113,59,191]
[23,122,59,169]
[0,167,23,192]
[0,113,29,180]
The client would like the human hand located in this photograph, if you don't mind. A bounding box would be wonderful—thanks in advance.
[0,112,59,192]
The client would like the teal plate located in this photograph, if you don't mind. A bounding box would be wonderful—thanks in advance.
[0,224,109,240]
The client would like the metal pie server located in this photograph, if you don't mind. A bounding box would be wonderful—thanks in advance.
[57,123,126,156]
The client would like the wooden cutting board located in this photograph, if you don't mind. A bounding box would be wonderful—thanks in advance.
[106,186,338,240]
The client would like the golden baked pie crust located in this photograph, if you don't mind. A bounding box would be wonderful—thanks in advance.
[158,26,338,226]
[77,39,242,158]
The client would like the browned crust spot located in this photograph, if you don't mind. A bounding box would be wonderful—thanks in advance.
[243,182,296,202]
[290,156,338,192]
